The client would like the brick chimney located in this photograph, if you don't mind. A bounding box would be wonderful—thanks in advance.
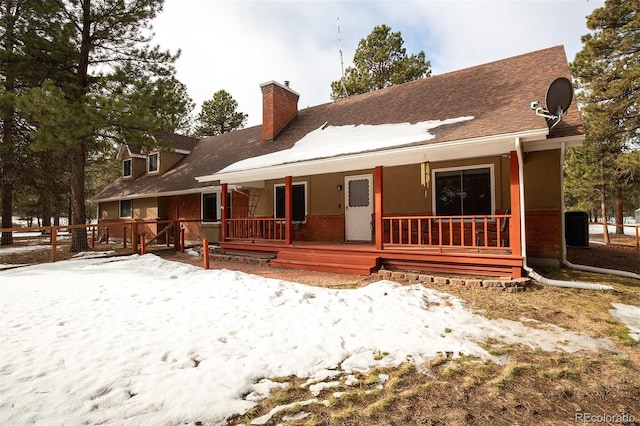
[260,80,299,143]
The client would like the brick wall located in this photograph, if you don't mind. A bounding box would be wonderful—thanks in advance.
[525,209,562,260]
[261,82,299,143]
[167,194,202,241]
[302,214,345,242]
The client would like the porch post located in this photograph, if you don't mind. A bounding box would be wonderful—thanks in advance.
[374,166,383,250]
[285,176,293,245]
[509,151,522,257]
[221,183,228,242]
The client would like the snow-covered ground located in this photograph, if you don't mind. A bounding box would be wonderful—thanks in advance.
[610,303,640,342]
[0,254,626,425]
[589,217,638,237]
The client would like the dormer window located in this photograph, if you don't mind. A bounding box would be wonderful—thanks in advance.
[123,159,132,178]
[148,152,159,173]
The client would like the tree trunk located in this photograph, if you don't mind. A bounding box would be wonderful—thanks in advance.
[600,161,610,244]
[1,174,14,245]
[70,142,88,251]
[615,185,624,235]
[1,0,16,246]
[41,192,51,227]
[69,0,92,252]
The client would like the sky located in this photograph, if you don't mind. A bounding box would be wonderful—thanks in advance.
[0,253,627,424]
[150,0,605,127]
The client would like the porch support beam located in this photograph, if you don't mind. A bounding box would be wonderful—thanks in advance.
[374,166,383,250]
[221,183,228,242]
[509,151,522,258]
[285,176,293,245]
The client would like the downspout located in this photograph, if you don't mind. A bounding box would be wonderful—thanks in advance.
[515,138,615,290]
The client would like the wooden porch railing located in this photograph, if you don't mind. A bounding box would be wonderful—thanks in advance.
[382,214,512,250]
[225,218,287,242]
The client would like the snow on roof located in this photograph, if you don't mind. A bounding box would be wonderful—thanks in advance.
[220,116,474,173]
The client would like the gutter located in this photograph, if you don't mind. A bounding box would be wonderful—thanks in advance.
[515,137,617,290]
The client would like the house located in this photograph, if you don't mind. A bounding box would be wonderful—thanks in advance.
[93,46,583,278]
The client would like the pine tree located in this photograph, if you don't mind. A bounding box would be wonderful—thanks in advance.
[194,90,247,137]
[570,0,640,240]
[330,24,431,100]
[16,0,180,251]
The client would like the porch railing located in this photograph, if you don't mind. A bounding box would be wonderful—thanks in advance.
[382,214,512,250]
[225,218,286,242]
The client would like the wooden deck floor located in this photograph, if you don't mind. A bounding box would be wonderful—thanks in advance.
[220,240,524,278]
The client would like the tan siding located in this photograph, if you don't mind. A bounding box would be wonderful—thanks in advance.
[383,164,430,214]
[523,150,562,209]
[159,151,184,174]
[133,198,159,219]
[99,201,119,220]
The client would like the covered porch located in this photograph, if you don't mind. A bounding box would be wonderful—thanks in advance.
[216,151,524,278]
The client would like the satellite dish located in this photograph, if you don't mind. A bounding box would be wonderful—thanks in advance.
[531,77,574,129]
[546,77,573,117]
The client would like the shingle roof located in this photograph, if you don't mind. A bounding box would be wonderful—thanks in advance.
[92,45,581,202]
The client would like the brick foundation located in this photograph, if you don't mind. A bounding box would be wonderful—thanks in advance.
[525,209,562,260]
[301,214,345,242]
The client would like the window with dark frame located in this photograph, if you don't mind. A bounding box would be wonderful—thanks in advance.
[123,159,132,177]
[202,192,231,222]
[202,193,218,222]
[148,152,159,173]
[119,199,132,218]
[434,167,492,216]
[275,184,306,222]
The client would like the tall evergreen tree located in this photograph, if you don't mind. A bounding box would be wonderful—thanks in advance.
[194,90,247,137]
[17,0,179,251]
[570,0,639,240]
[1,0,72,244]
[330,24,431,100]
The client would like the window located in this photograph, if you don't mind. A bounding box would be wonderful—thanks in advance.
[433,166,493,216]
[202,193,218,222]
[148,152,159,173]
[119,200,132,218]
[202,192,231,222]
[123,159,132,178]
[274,183,306,222]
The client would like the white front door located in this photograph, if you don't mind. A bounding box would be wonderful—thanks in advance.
[345,174,373,241]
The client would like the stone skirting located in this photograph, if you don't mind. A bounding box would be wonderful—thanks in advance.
[374,269,533,292]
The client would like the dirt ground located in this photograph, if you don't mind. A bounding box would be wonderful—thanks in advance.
[567,243,639,275]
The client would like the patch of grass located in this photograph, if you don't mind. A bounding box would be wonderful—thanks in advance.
[544,368,580,381]
[441,364,463,378]
[363,394,395,418]
[331,406,358,422]
[479,341,513,357]
[373,350,389,361]
[488,362,535,388]
[605,322,638,347]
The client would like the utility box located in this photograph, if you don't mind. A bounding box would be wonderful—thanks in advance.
[565,211,589,247]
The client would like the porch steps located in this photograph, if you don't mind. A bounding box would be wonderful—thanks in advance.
[270,247,380,276]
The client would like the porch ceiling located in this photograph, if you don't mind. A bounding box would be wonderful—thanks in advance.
[196,128,548,185]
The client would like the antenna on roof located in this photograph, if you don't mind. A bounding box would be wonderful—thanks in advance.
[337,17,349,98]
[530,77,574,129]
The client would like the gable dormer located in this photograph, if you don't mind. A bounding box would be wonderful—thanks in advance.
[117,134,199,179]
[117,144,146,179]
